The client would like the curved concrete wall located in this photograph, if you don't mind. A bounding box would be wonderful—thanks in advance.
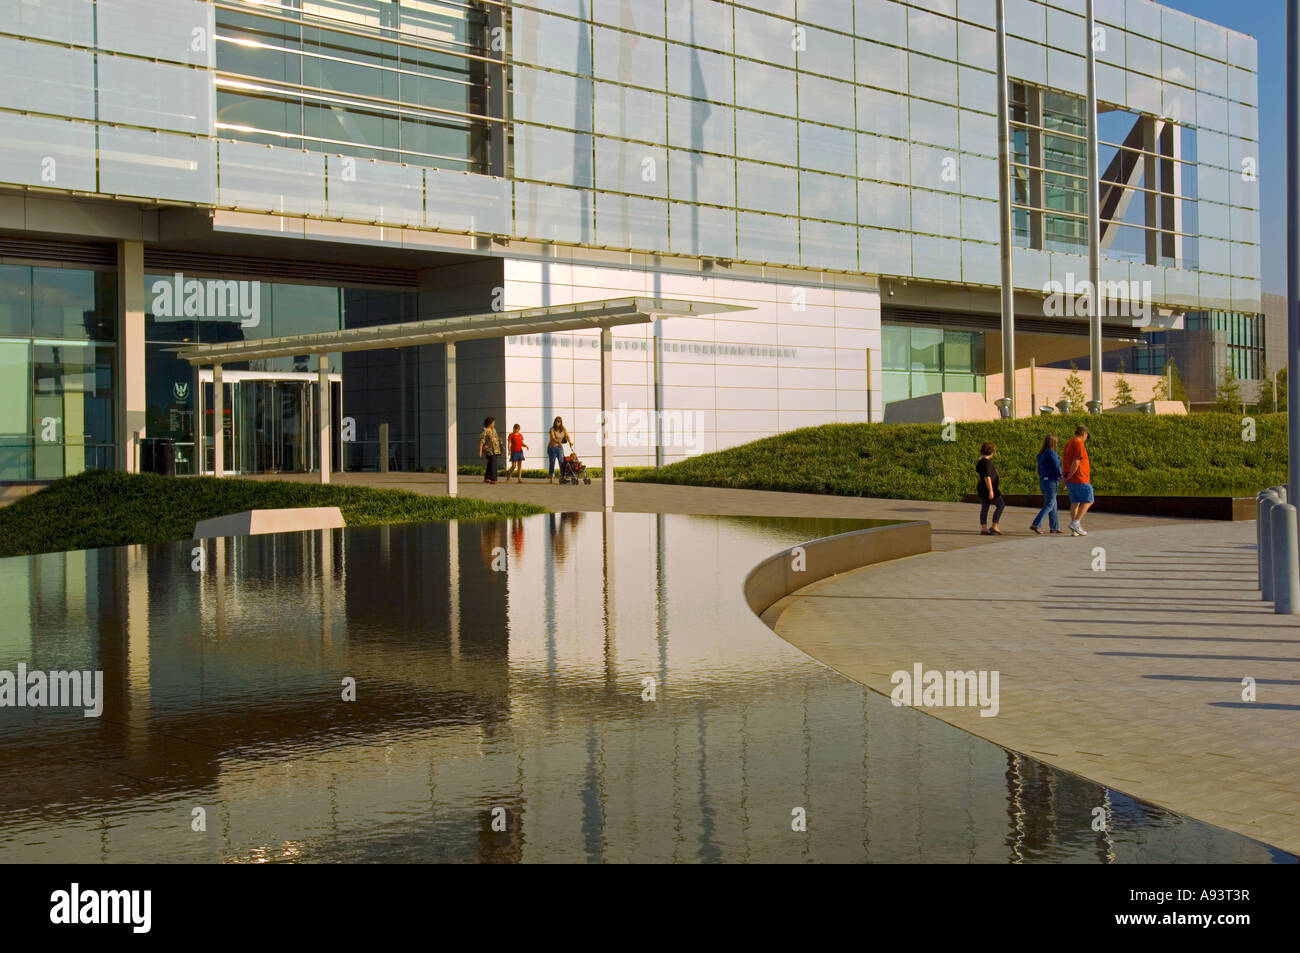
[743,521,931,617]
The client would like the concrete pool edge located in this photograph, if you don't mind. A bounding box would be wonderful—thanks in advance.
[762,527,1300,858]
[742,520,932,618]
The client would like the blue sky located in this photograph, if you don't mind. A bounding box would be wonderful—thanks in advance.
[1158,0,1283,294]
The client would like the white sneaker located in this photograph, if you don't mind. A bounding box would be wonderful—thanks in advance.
[1070,522,1087,537]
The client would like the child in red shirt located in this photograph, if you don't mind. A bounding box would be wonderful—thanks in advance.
[506,424,528,484]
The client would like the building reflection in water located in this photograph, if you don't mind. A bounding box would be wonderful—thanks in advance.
[0,514,1291,864]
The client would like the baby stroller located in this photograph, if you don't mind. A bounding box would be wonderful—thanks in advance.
[560,452,591,485]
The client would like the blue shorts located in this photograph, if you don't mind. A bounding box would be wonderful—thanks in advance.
[1066,482,1094,504]
[510,450,524,463]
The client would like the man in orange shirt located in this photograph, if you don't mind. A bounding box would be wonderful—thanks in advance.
[1061,425,1093,537]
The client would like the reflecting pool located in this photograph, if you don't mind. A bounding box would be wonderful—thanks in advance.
[0,513,1290,863]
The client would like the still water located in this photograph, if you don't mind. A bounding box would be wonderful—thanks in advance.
[0,513,1290,863]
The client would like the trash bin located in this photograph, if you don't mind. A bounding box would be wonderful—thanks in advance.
[140,437,177,476]
[993,397,1013,419]
[1055,399,1072,414]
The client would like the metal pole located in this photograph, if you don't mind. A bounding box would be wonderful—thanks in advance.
[601,326,615,511]
[653,319,664,468]
[1260,491,1280,600]
[1086,0,1103,414]
[1289,0,1300,507]
[1030,356,1037,415]
[379,422,389,474]
[446,342,457,498]
[318,353,330,485]
[212,363,224,478]
[1272,502,1300,613]
[996,0,1016,418]
[866,346,874,422]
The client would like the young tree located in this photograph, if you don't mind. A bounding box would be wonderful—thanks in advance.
[1060,361,1087,409]
[1256,359,1279,414]
[1153,356,1189,410]
[1214,361,1243,413]
[1111,358,1136,408]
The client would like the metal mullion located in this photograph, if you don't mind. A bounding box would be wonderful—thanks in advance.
[215,73,502,126]
[215,123,478,166]
[215,34,476,90]
[214,0,499,66]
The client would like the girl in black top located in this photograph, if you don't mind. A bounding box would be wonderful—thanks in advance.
[976,441,1006,536]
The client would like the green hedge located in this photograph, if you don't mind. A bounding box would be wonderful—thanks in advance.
[0,471,546,558]
[625,413,1285,502]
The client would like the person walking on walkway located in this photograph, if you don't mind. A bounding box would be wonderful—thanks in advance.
[976,441,1006,536]
[1062,425,1094,536]
[1030,433,1063,535]
[547,416,572,484]
[478,416,502,484]
[506,424,528,483]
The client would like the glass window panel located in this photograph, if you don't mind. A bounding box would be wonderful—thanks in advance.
[860,225,912,275]
[737,161,798,216]
[0,113,96,192]
[0,38,94,120]
[854,0,906,47]
[33,269,114,342]
[856,86,908,139]
[326,154,423,226]
[800,169,853,222]
[669,202,736,258]
[796,25,854,78]
[910,99,959,151]
[514,124,594,186]
[513,67,594,131]
[99,0,213,65]
[593,26,666,89]
[218,140,327,215]
[856,39,908,90]
[514,181,591,244]
[0,340,31,479]
[667,44,734,104]
[737,211,799,265]
[798,74,854,128]
[797,0,854,35]
[799,123,856,177]
[735,111,798,166]
[99,126,215,203]
[668,150,735,206]
[668,97,734,154]
[858,133,910,184]
[908,8,957,60]
[735,60,797,116]
[908,53,958,103]
[912,189,960,235]
[594,139,668,197]
[665,0,734,52]
[734,8,796,69]
[0,266,32,338]
[512,10,587,73]
[912,235,963,281]
[98,55,213,135]
[596,194,669,251]
[594,82,666,142]
[593,0,665,36]
[858,180,911,230]
[882,326,908,369]
[800,220,857,271]
[882,369,910,405]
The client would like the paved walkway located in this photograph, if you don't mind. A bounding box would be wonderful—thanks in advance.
[772,521,1300,855]
[248,472,1176,552]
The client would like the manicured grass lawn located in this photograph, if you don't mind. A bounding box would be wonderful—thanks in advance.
[624,413,1285,502]
[0,470,546,558]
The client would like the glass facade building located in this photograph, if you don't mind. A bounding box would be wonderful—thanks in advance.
[0,0,1265,473]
